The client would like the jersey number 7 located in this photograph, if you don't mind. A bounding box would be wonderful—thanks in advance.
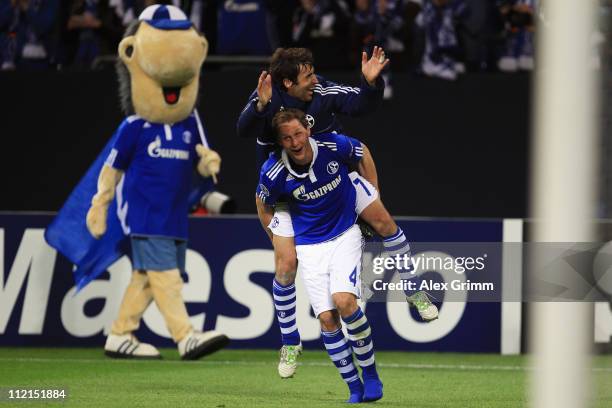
[353,178,372,196]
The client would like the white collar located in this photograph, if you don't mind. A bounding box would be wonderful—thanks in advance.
[281,138,318,183]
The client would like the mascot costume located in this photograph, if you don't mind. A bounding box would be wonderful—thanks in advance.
[51,4,229,360]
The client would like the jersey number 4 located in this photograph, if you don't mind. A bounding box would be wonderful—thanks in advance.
[349,267,357,286]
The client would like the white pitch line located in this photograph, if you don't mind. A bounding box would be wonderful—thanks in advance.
[1,357,610,373]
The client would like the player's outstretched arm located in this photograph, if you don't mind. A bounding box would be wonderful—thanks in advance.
[321,70,385,118]
[255,71,272,112]
[357,143,380,192]
[255,195,274,242]
[236,71,272,139]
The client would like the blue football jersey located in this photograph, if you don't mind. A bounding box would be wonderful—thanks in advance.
[106,113,205,240]
[237,75,384,168]
[257,133,364,245]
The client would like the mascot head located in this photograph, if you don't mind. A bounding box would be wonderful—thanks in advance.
[117,5,208,124]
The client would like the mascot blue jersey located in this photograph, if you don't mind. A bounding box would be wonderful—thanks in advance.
[256,133,363,245]
[106,113,203,240]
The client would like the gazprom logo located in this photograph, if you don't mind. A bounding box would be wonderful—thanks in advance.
[292,175,342,201]
[292,185,306,201]
[147,136,190,160]
[147,136,161,157]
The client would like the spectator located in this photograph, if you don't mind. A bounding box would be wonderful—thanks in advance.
[476,0,505,72]
[216,0,271,55]
[63,0,125,69]
[109,0,137,25]
[172,0,218,52]
[496,0,535,72]
[0,0,59,70]
[352,0,405,99]
[416,0,468,80]
[401,0,425,69]
[264,0,298,49]
[292,0,351,69]
[192,0,219,53]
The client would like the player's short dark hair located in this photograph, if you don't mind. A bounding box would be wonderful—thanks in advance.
[272,109,309,141]
[269,48,314,90]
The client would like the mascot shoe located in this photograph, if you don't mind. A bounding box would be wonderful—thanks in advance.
[104,334,161,359]
[178,330,230,360]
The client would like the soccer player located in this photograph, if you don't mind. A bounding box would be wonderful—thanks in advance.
[239,47,438,378]
[256,109,385,403]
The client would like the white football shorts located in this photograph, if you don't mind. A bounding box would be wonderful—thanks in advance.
[267,172,378,238]
[295,224,363,317]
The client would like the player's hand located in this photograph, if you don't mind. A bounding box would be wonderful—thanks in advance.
[86,204,108,239]
[196,144,221,184]
[256,71,272,112]
[361,46,390,86]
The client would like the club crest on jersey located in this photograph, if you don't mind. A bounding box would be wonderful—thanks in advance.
[327,161,339,175]
[305,114,315,129]
[292,175,342,201]
[270,216,279,228]
[147,136,190,160]
[182,131,192,144]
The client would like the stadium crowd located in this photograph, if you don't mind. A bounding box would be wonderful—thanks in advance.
[0,0,542,74]
[0,0,609,83]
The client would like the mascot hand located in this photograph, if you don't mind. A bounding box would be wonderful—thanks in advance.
[86,165,121,239]
[86,204,108,239]
[196,144,221,183]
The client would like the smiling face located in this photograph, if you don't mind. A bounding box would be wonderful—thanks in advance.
[278,119,313,165]
[283,65,319,102]
[118,21,208,123]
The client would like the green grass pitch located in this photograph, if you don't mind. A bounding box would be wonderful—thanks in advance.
[0,348,610,407]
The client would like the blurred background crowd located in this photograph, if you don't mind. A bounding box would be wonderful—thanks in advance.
[1,0,610,84]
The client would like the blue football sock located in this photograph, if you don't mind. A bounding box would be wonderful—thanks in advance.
[321,328,363,403]
[273,279,300,346]
[342,308,383,402]
[383,227,420,296]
